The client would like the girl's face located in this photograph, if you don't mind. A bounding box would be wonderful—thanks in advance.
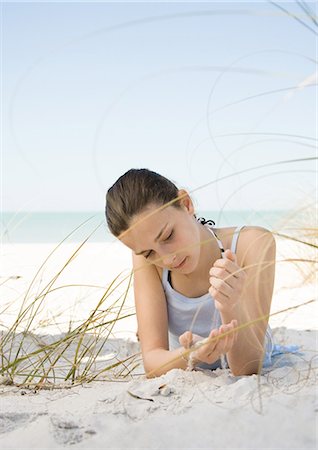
[120,191,202,273]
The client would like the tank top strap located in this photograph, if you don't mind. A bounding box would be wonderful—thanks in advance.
[162,267,169,287]
[207,224,245,256]
[206,226,225,255]
[230,225,245,254]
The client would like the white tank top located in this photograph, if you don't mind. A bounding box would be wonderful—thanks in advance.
[162,224,245,369]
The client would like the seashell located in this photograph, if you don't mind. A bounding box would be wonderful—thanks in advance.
[127,390,154,402]
[159,386,172,396]
[127,381,176,400]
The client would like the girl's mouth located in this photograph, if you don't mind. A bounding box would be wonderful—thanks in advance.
[173,257,187,269]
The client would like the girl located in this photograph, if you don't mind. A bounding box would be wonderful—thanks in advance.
[105,168,294,378]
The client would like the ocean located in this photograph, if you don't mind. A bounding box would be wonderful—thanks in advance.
[1,210,293,244]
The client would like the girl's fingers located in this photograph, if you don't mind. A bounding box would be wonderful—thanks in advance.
[202,321,238,363]
[209,328,219,338]
[179,331,193,348]
[209,276,234,297]
[207,329,218,352]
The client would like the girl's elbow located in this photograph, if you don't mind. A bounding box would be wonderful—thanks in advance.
[230,361,262,377]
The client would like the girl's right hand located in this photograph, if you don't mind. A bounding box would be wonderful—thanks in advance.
[179,319,238,365]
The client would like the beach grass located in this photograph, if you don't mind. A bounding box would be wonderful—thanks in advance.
[0,194,316,389]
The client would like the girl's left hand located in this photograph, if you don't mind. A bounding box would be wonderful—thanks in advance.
[209,249,247,314]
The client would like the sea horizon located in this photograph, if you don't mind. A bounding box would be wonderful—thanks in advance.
[1,209,298,244]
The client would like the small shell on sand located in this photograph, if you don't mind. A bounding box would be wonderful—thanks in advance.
[159,385,176,396]
[127,380,176,401]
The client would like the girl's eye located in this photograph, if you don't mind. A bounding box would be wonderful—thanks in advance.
[165,230,174,241]
[145,230,174,259]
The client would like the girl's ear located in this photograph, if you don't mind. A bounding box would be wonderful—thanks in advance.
[177,189,195,214]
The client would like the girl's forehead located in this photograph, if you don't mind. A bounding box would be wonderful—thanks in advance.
[121,206,181,249]
[132,204,178,224]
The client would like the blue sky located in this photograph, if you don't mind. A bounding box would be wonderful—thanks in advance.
[2,1,317,212]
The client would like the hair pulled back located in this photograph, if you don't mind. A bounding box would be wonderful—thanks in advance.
[105,168,183,237]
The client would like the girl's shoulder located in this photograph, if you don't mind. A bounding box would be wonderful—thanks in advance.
[214,225,273,270]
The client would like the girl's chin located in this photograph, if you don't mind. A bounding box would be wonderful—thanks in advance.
[183,256,201,274]
[161,255,198,273]
[173,256,196,273]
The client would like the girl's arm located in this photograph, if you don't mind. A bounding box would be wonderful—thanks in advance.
[216,227,276,376]
[132,253,189,377]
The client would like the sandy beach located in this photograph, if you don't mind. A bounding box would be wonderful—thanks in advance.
[0,235,317,449]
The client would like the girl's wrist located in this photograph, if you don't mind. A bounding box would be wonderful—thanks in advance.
[179,348,189,363]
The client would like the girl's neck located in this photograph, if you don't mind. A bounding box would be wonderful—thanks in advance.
[183,223,223,280]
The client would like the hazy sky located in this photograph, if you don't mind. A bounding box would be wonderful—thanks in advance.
[2,1,317,212]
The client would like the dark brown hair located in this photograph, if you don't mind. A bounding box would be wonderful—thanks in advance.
[105,168,183,237]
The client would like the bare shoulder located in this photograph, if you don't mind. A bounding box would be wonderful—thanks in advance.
[216,225,275,267]
[233,225,275,267]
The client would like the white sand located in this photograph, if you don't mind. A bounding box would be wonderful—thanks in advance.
[0,236,317,449]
